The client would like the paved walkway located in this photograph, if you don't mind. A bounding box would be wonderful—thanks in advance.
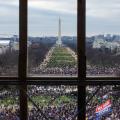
[39,46,55,69]
[66,47,77,61]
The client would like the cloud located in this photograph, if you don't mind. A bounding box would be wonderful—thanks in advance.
[28,0,77,36]
[28,0,77,15]
[87,0,120,18]
[0,0,76,36]
[86,0,120,36]
[0,0,19,16]
[0,0,19,35]
[0,0,18,6]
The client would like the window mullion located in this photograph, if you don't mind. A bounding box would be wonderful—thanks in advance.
[78,0,86,119]
[19,0,28,120]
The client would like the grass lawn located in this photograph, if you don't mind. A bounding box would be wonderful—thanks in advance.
[0,95,76,108]
[29,95,51,106]
[47,46,77,68]
[29,95,76,107]
[0,97,18,106]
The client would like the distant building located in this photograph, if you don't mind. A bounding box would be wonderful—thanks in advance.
[10,41,19,51]
[105,34,111,41]
[95,35,104,40]
[93,37,106,48]
[113,35,120,42]
[9,35,19,51]
[0,34,13,40]
[0,35,20,54]
[0,40,10,54]
[93,37,120,53]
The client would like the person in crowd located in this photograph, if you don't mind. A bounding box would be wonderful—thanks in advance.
[0,86,77,120]
[86,86,120,120]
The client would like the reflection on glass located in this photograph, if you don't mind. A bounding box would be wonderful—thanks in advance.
[0,85,20,119]
[86,0,120,77]
[86,85,120,120]
[28,85,78,120]
[28,0,77,77]
[0,0,19,76]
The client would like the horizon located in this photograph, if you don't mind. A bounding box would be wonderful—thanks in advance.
[1,33,120,38]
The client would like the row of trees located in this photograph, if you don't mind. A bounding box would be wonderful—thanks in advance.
[62,39,77,53]
[28,41,56,73]
[86,45,120,66]
[0,49,18,75]
[0,38,78,75]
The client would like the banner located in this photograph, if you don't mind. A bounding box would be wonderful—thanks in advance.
[95,99,112,117]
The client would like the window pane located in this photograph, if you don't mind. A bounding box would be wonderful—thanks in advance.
[86,85,120,119]
[0,0,19,76]
[28,0,77,77]
[28,85,78,120]
[86,0,120,77]
[0,85,20,119]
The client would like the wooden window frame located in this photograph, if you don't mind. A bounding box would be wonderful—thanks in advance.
[0,0,119,120]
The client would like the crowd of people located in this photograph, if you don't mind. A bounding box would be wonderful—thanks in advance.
[0,85,120,120]
[0,106,20,120]
[87,65,120,76]
[0,86,77,120]
[0,88,19,120]
[29,102,77,120]
[28,86,77,120]
[31,66,78,76]
[0,66,18,76]
[29,45,78,76]
[86,86,120,120]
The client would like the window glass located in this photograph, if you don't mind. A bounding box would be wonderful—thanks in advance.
[86,85,120,119]
[0,0,19,76]
[0,85,20,119]
[86,0,120,77]
[28,85,78,120]
[28,0,77,77]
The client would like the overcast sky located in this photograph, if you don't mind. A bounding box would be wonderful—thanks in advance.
[0,0,19,36]
[87,0,120,36]
[0,0,120,36]
[28,0,77,36]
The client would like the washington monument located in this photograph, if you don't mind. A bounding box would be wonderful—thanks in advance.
[56,17,62,46]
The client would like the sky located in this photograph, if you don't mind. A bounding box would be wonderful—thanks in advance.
[87,0,120,36]
[0,0,19,36]
[28,0,77,36]
[0,0,120,37]
[0,0,77,37]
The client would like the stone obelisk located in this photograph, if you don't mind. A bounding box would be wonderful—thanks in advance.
[57,17,62,46]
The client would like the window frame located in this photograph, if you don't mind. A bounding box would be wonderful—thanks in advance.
[0,0,86,120]
[0,0,119,120]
